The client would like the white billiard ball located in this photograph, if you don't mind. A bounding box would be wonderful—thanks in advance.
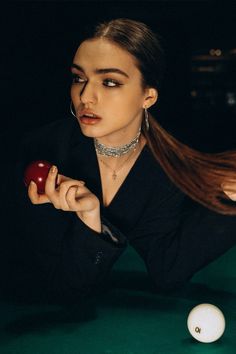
[187,303,225,343]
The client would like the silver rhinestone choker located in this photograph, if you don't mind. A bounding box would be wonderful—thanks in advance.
[94,128,141,157]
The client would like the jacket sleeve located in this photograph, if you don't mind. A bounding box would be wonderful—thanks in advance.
[129,184,236,292]
[45,212,127,302]
[2,189,127,303]
[0,134,127,303]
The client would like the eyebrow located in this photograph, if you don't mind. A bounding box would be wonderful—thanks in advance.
[71,63,129,78]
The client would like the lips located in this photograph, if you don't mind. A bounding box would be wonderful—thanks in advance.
[78,110,102,125]
[78,110,101,119]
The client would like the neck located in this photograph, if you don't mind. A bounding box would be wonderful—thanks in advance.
[94,127,141,158]
[97,135,145,177]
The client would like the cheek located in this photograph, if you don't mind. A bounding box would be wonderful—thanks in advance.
[70,85,81,101]
[119,90,144,112]
[102,88,123,99]
[104,87,144,106]
[105,95,144,125]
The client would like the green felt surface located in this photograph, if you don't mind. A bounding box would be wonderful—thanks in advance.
[0,246,235,354]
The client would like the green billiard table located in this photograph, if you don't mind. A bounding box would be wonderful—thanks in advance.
[0,245,235,354]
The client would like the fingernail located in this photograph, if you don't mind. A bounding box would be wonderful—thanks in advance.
[51,165,57,174]
[30,180,36,187]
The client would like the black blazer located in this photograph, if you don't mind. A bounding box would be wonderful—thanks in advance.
[1,118,236,302]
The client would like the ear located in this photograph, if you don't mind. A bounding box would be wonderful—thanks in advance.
[142,88,158,109]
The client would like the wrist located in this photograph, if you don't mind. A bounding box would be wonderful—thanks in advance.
[76,210,102,233]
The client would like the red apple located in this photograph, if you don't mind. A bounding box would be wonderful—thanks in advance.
[24,160,53,194]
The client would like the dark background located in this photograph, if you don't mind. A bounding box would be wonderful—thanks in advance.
[1,1,236,152]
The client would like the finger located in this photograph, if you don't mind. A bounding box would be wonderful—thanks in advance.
[66,186,91,212]
[222,182,236,193]
[222,183,236,189]
[223,191,236,201]
[58,180,86,210]
[57,174,85,186]
[66,187,94,212]
[44,165,60,206]
[56,174,70,184]
[221,180,236,201]
[65,186,80,211]
[66,185,100,213]
[28,181,50,204]
[74,190,97,212]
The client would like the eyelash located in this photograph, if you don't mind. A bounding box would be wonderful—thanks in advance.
[71,74,122,88]
[71,74,85,84]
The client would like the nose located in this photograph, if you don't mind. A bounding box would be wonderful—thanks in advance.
[79,81,97,105]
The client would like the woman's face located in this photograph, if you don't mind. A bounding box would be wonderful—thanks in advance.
[71,38,154,145]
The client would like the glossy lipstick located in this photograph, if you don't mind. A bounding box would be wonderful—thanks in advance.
[78,109,102,125]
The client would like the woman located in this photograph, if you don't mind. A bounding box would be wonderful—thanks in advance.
[2,18,236,303]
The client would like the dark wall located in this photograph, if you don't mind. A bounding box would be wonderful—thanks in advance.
[1,1,236,151]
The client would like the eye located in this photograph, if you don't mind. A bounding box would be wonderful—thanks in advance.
[72,74,86,84]
[103,78,122,87]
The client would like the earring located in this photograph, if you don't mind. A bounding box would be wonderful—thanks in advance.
[144,107,149,131]
[70,101,77,118]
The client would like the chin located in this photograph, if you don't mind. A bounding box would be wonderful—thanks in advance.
[78,125,103,139]
[78,122,121,141]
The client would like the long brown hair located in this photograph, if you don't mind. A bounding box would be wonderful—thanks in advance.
[84,18,236,215]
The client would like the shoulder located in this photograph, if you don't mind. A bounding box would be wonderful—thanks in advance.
[141,145,197,215]
[143,146,197,214]
[19,118,79,167]
[142,145,184,195]
[1,118,79,152]
[2,118,89,172]
[21,118,80,144]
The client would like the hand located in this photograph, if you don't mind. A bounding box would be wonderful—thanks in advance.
[222,180,236,201]
[28,165,102,233]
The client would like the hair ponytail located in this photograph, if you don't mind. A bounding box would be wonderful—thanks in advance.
[142,115,236,215]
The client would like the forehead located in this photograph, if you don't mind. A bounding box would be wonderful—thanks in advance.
[73,38,140,75]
